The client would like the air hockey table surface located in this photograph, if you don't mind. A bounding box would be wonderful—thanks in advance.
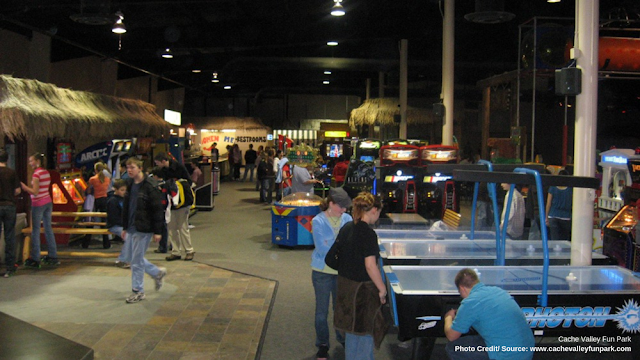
[385,265,640,340]
[379,239,610,264]
[376,228,496,240]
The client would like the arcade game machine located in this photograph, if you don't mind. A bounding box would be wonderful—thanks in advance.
[108,139,137,178]
[376,140,421,215]
[342,139,380,198]
[271,192,323,248]
[417,144,459,219]
[603,157,640,272]
[53,140,87,210]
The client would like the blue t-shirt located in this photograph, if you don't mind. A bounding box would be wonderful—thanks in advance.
[548,186,572,219]
[452,283,534,359]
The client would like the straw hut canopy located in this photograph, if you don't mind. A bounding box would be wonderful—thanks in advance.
[187,116,270,131]
[0,75,168,141]
[349,98,434,127]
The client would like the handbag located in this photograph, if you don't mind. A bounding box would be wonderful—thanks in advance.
[325,239,340,270]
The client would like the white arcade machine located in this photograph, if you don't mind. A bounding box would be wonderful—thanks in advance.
[598,148,638,213]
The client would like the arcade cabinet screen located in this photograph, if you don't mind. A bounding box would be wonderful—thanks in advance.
[124,141,132,151]
[382,149,418,161]
[326,144,343,158]
[114,142,124,152]
[360,155,375,162]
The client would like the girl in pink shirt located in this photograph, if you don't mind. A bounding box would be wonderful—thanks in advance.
[21,153,58,267]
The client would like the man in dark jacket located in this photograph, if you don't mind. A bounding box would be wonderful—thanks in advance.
[153,152,192,185]
[121,158,167,303]
[242,144,258,182]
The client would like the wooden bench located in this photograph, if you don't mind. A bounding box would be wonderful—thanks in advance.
[442,209,461,230]
[21,211,118,259]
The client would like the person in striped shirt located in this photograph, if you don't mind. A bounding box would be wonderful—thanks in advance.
[21,153,58,267]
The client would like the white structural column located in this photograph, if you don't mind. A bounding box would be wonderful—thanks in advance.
[572,0,599,265]
[399,39,408,139]
[442,0,454,145]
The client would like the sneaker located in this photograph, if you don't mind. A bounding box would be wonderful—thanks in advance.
[115,261,130,269]
[155,267,167,291]
[184,252,195,261]
[3,270,15,278]
[165,254,181,261]
[24,258,41,269]
[125,292,146,303]
[316,345,329,360]
[188,224,195,229]
[41,256,60,266]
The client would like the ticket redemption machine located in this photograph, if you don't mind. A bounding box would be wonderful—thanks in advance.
[376,141,421,214]
[603,157,640,271]
[418,144,460,219]
[342,139,380,198]
[271,192,323,248]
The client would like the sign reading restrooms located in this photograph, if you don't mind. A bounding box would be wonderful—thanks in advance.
[200,131,236,156]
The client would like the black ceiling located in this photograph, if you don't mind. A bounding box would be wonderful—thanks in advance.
[1,0,638,98]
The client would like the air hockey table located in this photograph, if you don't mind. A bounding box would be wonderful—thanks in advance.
[379,239,612,266]
[376,228,497,241]
[385,265,640,358]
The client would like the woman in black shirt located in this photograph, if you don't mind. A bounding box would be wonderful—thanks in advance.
[333,192,387,359]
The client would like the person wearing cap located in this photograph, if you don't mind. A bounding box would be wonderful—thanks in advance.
[310,187,353,360]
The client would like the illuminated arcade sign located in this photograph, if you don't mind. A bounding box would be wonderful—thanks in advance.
[422,149,457,161]
[325,131,348,138]
[383,149,419,160]
[423,175,452,183]
[384,175,414,182]
[602,156,627,165]
[359,141,381,149]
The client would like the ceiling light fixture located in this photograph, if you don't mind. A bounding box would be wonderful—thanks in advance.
[324,70,332,75]
[224,85,232,90]
[112,11,126,34]
[323,81,330,85]
[547,0,561,3]
[162,48,173,59]
[192,69,201,73]
[331,0,346,17]
[327,41,338,46]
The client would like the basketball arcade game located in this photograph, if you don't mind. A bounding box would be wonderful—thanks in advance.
[384,169,640,357]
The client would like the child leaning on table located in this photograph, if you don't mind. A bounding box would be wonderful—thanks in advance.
[108,179,129,268]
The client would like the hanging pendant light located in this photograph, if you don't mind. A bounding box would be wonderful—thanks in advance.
[331,0,345,17]
[112,11,126,34]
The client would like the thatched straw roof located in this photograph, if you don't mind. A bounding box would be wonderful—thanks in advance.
[186,116,270,131]
[0,75,168,140]
[349,98,434,126]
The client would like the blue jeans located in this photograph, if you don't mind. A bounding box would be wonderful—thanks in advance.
[445,335,490,360]
[345,333,374,360]
[110,226,129,262]
[312,270,344,348]
[0,205,17,270]
[243,164,256,182]
[548,218,571,240]
[128,230,161,293]
[30,202,56,261]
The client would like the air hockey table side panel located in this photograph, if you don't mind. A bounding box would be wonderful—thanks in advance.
[375,229,497,240]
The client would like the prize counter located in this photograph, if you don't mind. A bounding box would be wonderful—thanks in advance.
[271,192,322,247]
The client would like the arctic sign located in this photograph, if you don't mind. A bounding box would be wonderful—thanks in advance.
[74,141,112,168]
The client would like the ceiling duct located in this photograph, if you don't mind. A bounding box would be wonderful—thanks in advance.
[464,0,515,24]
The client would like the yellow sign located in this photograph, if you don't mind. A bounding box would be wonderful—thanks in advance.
[325,131,347,138]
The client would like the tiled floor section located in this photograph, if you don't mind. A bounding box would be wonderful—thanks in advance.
[26,259,276,360]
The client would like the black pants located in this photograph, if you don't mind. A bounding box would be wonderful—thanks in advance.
[82,197,110,248]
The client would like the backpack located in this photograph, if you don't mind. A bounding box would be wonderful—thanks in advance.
[170,178,195,209]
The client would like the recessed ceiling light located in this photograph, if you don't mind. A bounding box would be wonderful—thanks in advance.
[323,80,330,85]
[327,41,338,46]
[211,79,220,83]
[224,85,231,90]
[192,69,201,73]
[324,70,332,75]
[112,11,126,34]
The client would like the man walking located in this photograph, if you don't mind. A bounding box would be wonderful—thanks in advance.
[121,158,167,303]
[242,144,258,182]
[0,149,21,278]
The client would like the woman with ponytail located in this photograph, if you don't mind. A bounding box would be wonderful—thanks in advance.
[84,161,112,248]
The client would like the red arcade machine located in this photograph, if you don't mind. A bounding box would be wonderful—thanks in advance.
[376,140,421,214]
[418,144,460,218]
